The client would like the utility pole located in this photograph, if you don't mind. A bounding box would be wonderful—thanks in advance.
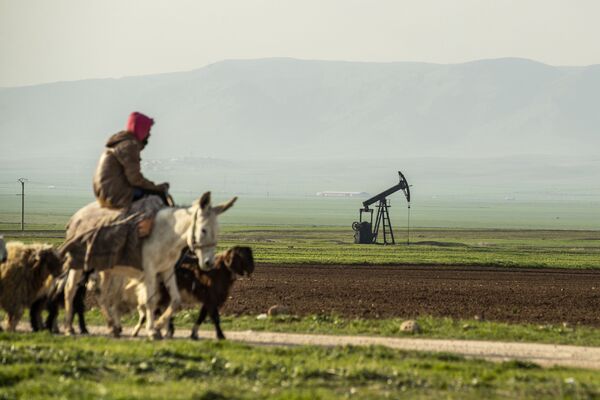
[17,178,27,231]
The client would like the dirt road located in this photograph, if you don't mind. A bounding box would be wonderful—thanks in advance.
[223,263,600,326]
[64,325,600,370]
[197,330,600,370]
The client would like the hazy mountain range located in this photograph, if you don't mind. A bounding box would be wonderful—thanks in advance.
[1,57,599,161]
[1,58,599,205]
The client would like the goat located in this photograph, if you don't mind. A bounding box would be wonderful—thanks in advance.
[30,270,91,334]
[0,242,62,331]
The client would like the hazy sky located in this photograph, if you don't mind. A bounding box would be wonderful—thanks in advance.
[1,0,599,87]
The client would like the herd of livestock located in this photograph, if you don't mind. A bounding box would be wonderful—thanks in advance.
[0,192,254,340]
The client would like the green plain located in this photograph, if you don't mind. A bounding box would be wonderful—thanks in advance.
[4,225,600,270]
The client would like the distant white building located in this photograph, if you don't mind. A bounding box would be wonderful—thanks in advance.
[316,191,369,198]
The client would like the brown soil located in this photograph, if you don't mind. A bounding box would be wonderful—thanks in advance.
[223,264,600,326]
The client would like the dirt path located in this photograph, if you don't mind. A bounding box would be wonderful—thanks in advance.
[205,330,600,370]
[55,324,600,370]
[223,263,600,326]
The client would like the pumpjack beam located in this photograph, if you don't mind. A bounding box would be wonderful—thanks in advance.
[362,171,410,210]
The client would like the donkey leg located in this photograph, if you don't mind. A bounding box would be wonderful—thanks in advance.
[154,269,181,330]
[142,273,161,340]
[64,269,82,335]
[97,271,116,332]
[132,305,146,337]
[101,273,122,338]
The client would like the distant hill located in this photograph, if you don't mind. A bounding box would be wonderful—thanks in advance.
[1,57,599,161]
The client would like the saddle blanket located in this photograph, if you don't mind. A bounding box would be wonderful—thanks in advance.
[60,196,164,271]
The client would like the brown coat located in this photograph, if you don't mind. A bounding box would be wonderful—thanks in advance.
[93,131,163,209]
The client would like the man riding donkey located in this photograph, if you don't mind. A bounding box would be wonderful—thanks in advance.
[58,112,236,337]
[94,111,171,237]
[60,112,175,277]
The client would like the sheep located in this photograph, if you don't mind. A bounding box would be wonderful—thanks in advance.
[29,270,91,334]
[97,246,254,339]
[0,236,7,263]
[0,242,63,331]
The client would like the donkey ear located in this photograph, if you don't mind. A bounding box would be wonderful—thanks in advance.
[194,191,211,210]
[214,197,237,215]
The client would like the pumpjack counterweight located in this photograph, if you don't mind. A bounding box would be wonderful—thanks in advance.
[352,171,411,245]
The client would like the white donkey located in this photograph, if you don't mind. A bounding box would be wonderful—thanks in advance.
[63,191,236,339]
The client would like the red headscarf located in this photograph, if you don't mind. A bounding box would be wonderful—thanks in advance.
[126,112,154,141]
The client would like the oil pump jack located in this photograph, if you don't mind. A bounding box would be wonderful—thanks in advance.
[352,171,411,245]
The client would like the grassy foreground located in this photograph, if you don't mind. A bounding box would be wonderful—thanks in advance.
[0,332,599,400]
[3,226,600,269]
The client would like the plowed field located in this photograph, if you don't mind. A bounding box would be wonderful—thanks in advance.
[223,264,600,326]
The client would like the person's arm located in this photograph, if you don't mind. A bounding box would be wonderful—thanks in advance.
[113,140,167,191]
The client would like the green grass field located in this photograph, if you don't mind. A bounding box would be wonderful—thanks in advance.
[1,193,599,230]
[218,226,600,269]
[1,332,599,400]
[4,225,600,270]
[2,192,599,269]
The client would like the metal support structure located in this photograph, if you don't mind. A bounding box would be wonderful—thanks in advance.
[352,171,410,245]
[17,178,27,231]
[372,199,395,245]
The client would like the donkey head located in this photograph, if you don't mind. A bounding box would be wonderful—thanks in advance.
[188,191,237,271]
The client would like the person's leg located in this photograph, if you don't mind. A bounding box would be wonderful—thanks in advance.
[133,187,158,238]
[132,187,145,201]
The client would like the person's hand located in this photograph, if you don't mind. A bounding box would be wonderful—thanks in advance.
[158,182,170,192]
[137,218,154,238]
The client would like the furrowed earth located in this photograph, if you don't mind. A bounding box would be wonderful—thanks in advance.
[222,263,600,326]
